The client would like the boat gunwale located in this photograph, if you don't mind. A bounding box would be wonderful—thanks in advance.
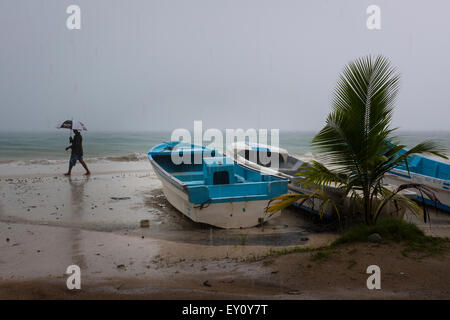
[148,143,189,192]
[388,167,449,186]
[231,153,292,182]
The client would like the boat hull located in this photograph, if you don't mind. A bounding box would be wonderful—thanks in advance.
[384,170,450,212]
[152,164,281,228]
[287,183,338,216]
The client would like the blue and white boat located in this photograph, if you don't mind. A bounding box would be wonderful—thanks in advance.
[384,151,450,212]
[148,141,289,228]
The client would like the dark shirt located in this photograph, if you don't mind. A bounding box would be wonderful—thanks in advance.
[69,133,83,156]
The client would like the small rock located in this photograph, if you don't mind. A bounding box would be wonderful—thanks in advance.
[220,279,234,284]
[203,280,211,287]
[140,220,150,228]
[6,238,10,242]
[287,290,301,295]
[117,264,126,270]
[368,233,382,243]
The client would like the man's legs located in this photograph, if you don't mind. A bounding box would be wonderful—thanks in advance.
[65,155,77,176]
[64,164,73,176]
[79,159,91,175]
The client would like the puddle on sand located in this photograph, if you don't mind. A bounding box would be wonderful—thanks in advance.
[0,174,331,247]
[124,188,323,246]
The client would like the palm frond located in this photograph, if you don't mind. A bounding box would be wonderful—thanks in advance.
[296,161,345,188]
[312,55,400,174]
[267,55,448,226]
[265,193,310,213]
[374,183,440,224]
[375,186,423,222]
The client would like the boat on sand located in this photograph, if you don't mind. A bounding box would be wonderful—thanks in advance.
[148,141,289,228]
[228,142,341,216]
[384,150,450,212]
[228,142,418,217]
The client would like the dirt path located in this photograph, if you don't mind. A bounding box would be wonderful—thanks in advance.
[1,226,448,299]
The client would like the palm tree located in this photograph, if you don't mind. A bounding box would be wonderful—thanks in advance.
[266,55,447,225]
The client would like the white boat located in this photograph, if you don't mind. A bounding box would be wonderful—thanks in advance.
[227,142,341,216]
[228,142,418,217]
[148,141,289,228]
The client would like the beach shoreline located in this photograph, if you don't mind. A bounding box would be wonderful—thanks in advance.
[1,161,449,299]
[1,220,449,300]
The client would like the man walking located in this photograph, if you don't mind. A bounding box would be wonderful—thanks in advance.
[65,129,90,176]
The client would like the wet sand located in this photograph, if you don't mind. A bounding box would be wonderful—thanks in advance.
[0,161,449,299]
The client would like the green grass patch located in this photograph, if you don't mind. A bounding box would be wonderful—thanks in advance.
[333,218,423,244]
[245,246,323,262]
[238,234,248,246]
[262,259,275,266]
[311,249,333,262]
[347,259,357,269]
[401,237,447,258]
[246,217,448,263]
[333,217,448,257]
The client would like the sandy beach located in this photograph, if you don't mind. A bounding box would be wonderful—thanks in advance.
[0,159,449,299]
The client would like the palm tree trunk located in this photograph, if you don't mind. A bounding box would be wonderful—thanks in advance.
[363,189,370,225]
[363,184,374,225]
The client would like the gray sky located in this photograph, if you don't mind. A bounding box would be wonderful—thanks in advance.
[1,0,449,132]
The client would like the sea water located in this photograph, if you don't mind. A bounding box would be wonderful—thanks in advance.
[0,130,449,163]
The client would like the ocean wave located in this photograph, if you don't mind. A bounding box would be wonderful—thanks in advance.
[1,151,449,167]
[0,152,148,166]
[0,159,16,164]
[102,152,147,162]
[16,159,66,166]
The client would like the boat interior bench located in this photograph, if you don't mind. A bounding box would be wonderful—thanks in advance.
[169,156,279,187]
[172,171,204,184]
[203,157,236,185]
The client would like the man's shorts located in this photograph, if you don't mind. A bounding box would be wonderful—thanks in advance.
[70,154,83,166]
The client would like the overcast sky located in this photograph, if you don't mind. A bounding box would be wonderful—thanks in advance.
[0,0,449,132]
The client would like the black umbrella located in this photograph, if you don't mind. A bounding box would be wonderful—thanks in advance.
[57,120,87,141]
[56,120,87,131]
